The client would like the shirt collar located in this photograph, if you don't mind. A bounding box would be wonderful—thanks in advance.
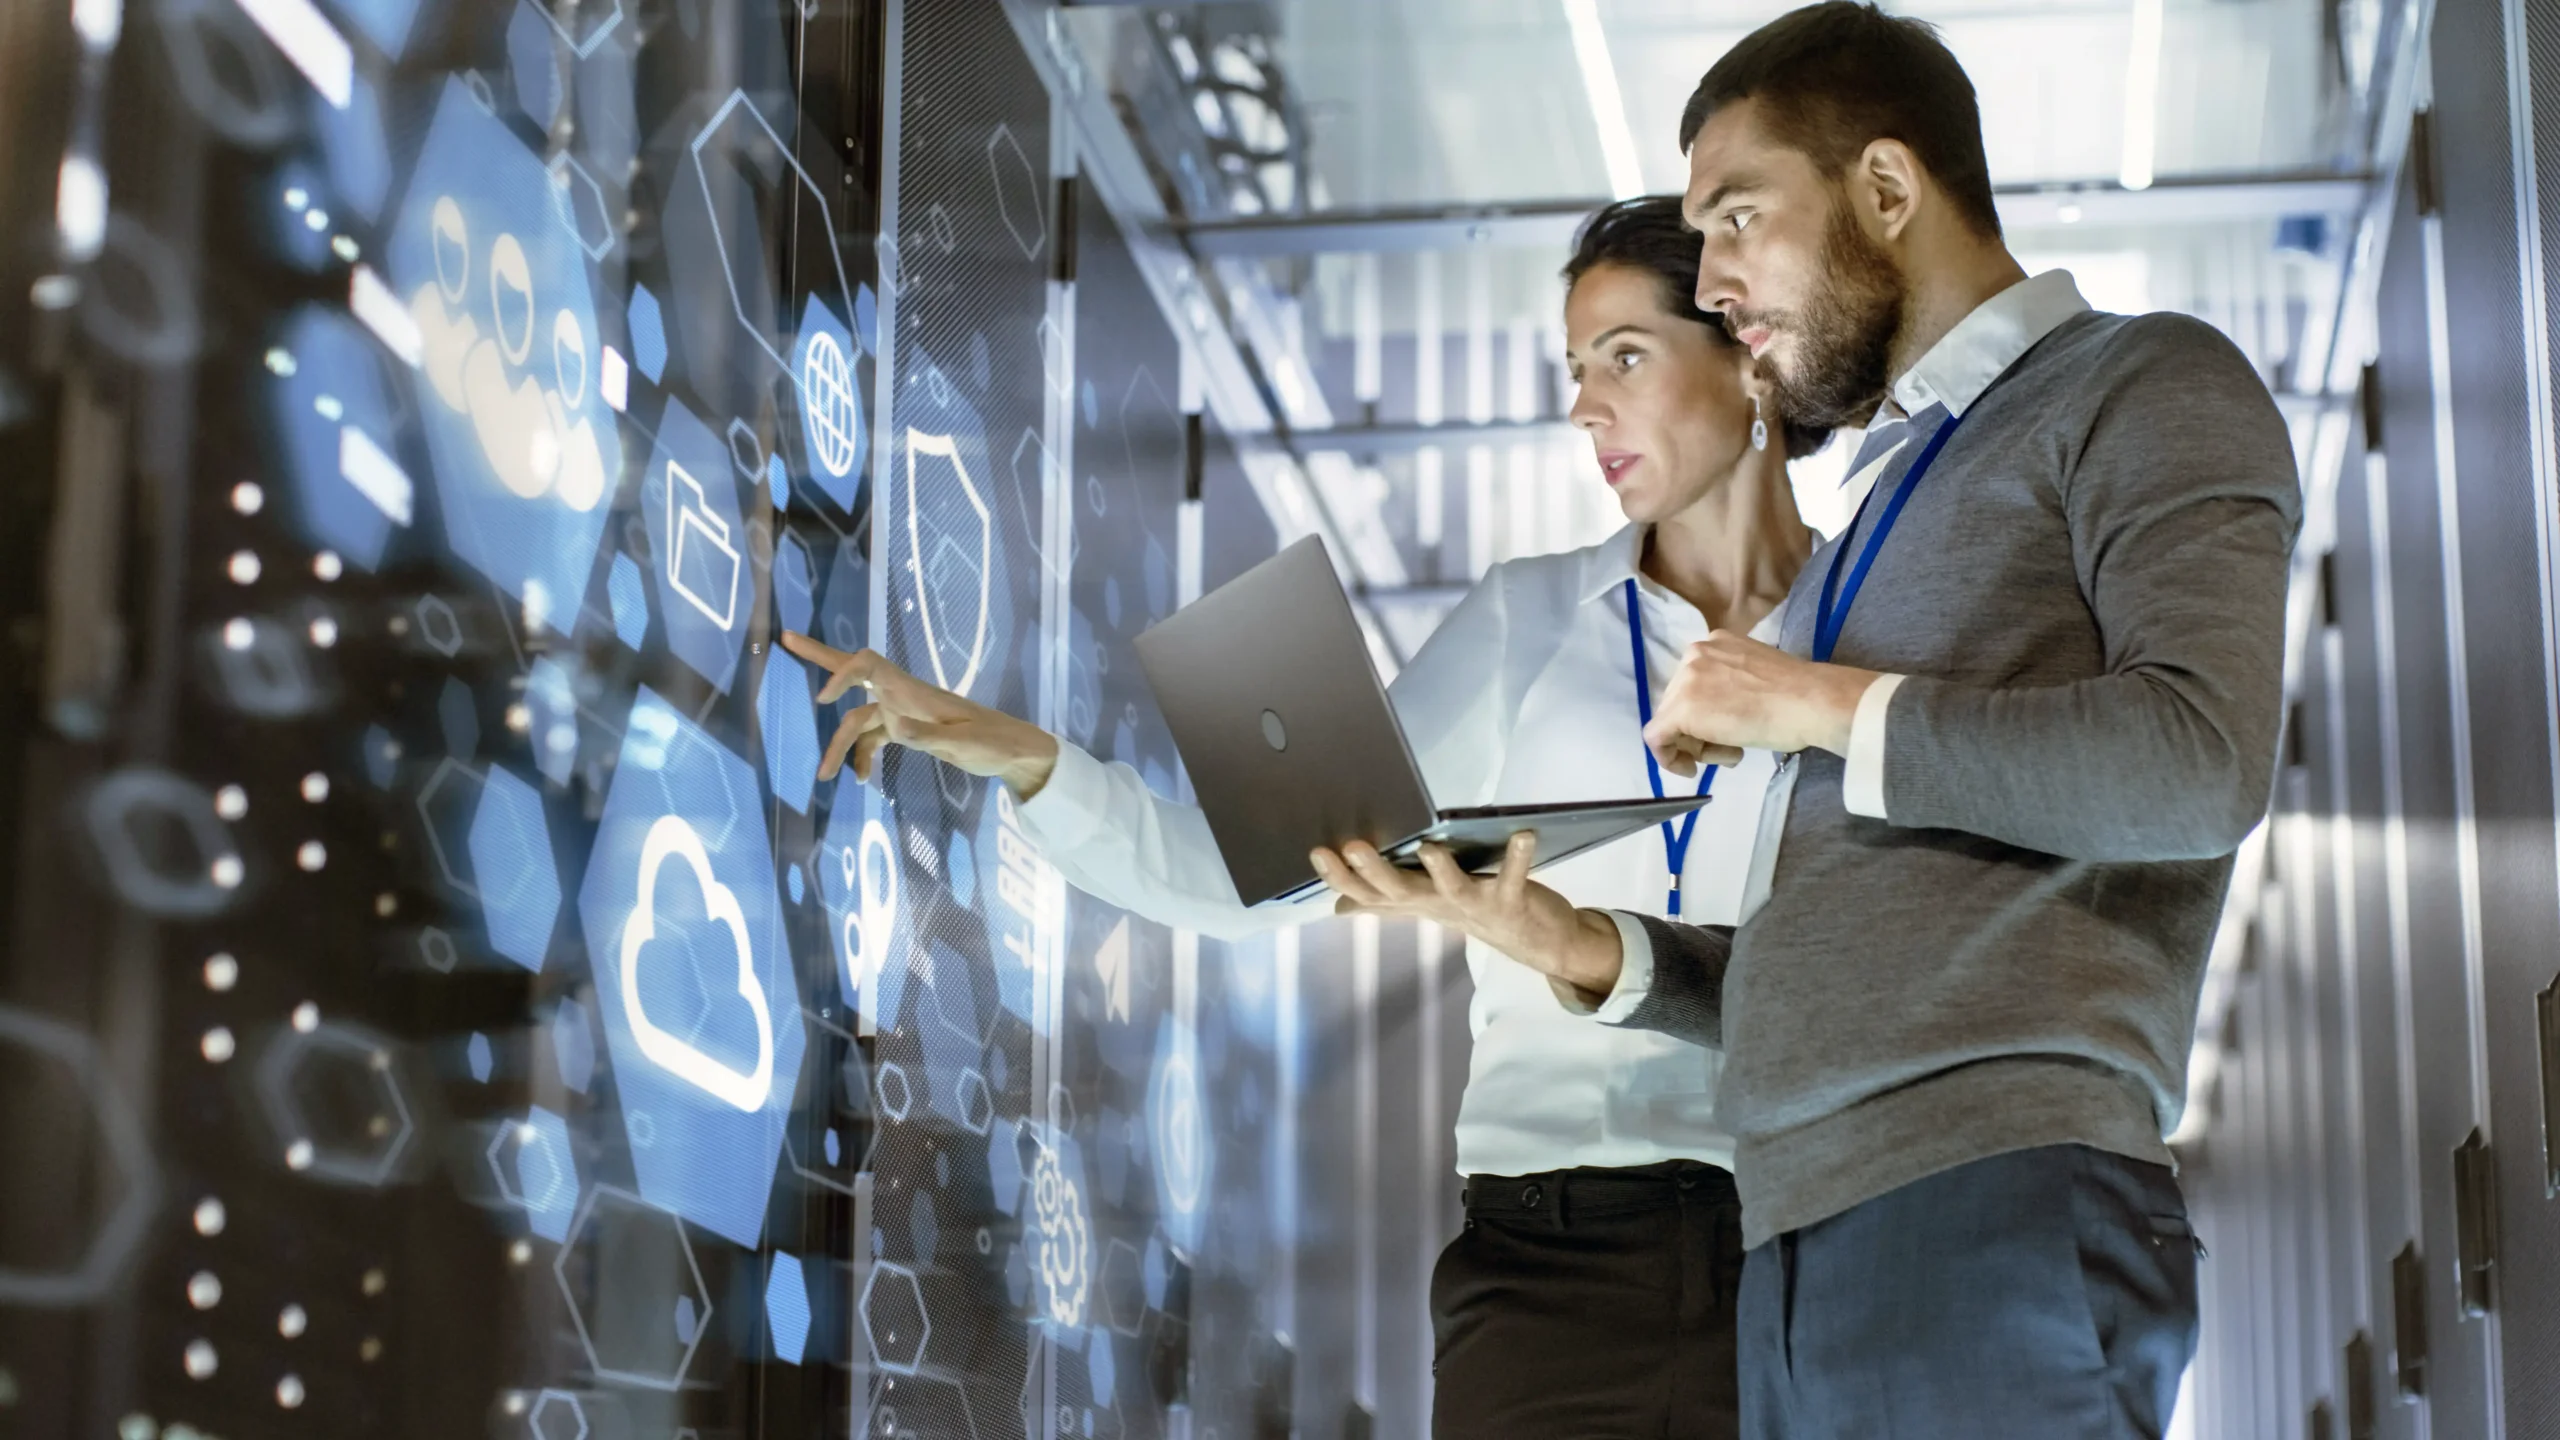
[1877,268,2090,425]
[1582,523,1649,603]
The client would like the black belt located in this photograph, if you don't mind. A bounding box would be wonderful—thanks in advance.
[1462,1160,1736,1225]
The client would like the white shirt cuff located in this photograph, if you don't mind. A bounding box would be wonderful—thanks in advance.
[1550,909,1657,1022]
[1842,673,1907,819]
[1012,739,1109,848]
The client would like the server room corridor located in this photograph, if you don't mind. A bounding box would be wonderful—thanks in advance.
[0,0,2557,1436]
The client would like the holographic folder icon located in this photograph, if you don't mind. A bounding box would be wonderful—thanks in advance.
[665,458,740,630]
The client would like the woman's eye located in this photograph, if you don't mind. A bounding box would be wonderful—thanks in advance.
[1613,351,1640,372]
[1728,211,1753,234]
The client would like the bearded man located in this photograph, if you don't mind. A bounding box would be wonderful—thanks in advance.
[1307,5,2302,1436]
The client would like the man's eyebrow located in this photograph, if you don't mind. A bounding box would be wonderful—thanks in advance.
[1686,176,1766,221]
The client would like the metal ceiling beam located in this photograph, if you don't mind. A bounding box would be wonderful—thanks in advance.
[1284,393,2341,456]
[1181,171,2373,257]
[1286,418,1567,454]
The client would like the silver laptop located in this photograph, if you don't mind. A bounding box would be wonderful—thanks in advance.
[1135,536,1710,908]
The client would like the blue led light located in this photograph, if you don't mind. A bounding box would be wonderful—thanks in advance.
[467,1032,493,1083]
[576,689,803,1247]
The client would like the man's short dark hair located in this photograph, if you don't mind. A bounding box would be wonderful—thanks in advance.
[1678,1,2001,240]
[1563,197,1831,459]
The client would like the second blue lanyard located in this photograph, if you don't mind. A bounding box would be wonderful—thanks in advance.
[1623,578,1714,917]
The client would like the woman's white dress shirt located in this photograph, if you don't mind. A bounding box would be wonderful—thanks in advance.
[1014,524,1778,1178]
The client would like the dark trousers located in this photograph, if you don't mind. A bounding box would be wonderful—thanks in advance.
[1739,1144,2202,1440]
[1431,1159,1744,1439]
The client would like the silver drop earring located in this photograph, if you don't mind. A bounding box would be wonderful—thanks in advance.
[1751,396,1770,452]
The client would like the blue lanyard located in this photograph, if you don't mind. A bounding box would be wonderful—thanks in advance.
[1813,408,1966,663]
[1622,578,1714,916]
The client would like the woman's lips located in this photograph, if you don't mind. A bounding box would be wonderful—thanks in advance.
[1597,451,1641,485]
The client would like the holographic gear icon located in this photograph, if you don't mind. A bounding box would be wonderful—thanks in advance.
[1030,1143,1091,1328]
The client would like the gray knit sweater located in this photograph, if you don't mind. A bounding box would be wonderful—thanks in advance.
[1614,310,2301,1248]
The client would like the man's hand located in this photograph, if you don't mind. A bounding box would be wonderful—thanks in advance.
[1310,831,1627,1004]
[778,633,1062,797]
[1643,630,1879,777]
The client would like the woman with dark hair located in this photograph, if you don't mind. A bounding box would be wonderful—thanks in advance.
[784,196,1829,1439]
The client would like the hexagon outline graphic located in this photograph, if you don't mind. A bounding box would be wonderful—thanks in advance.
[253,1021,418,1187]
[781,1009,862,1197]
[987,124,1045,262]
[486,1108,578,1241]
[905,429,992,697]
[530,0,622,58]
[953,1068,993,1135]
[1100,1236,1145,1337]
[0,1006,159,1305]
[552,1184,713,1391]
[875,1061,913,1122]
[416,756,486,900]
[546,153,616,261]
[859,1260,930,1376]
[83,768,235,919]
[528,1388,590,1440]
[687,90,855,378]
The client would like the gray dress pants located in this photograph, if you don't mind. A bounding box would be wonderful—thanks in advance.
[1738,1143,2201,1440]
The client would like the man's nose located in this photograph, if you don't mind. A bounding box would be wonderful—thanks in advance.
[1693,241,1742,316]
[1696,268,1742,317]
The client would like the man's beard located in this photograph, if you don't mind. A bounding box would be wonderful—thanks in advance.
[1750,199,1906,431]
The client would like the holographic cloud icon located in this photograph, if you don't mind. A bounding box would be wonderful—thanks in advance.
[619,815,773,1113]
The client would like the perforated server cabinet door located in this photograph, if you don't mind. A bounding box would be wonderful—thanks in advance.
[2426,0,2560,1431]
[2371,86,2508,1439]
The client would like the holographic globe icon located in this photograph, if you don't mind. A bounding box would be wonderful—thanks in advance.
[801,331,861,479]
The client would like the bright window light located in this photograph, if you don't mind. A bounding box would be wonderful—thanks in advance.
[55,155,106,262]
[1562,0,1644,201]
[230,0,352,110]
[2119,0,2165,191]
